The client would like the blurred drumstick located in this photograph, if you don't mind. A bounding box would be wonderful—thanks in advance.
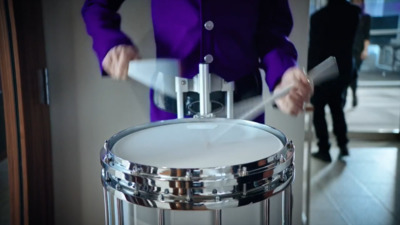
[127,58,180,98]
[233,85,292,122]
[209,57,338,143]
[236,56,339,121]
[307,56,339,85]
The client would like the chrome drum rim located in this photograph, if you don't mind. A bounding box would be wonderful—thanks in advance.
[101,118,295,210]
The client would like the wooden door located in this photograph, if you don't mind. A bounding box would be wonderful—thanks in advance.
[0,0,54,224]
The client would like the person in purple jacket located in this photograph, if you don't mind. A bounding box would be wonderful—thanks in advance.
[81,0,313,122]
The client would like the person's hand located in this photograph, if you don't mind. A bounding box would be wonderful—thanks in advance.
[102,45,140,80]
[273,67,313,115]
[360,50,368,60]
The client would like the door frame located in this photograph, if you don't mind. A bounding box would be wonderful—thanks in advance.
[0,0,54,224]
[0,1,22,223]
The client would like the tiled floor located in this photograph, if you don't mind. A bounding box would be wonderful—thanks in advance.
[342,84,400,133]
[309,140,400,225]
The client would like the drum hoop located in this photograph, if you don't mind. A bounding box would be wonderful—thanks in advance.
[101,118,294,210]
[105,118,288,171]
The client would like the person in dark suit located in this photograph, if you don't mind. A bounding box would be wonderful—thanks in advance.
[350,0,371,107]
[308,0,361,162]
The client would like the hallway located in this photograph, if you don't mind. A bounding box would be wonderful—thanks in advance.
[309,71,400,225]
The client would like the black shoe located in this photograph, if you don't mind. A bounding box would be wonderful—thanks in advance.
[339,147,349,159]
[312,151,332,162]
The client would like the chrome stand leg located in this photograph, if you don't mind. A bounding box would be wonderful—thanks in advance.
[282,184,292,225]
[103,188,110,225]
[225,84,234,119]
[158,209,165,225]
[214,210,222,225]
[175,77,185,118]
[261,199,270,225]
[303,108,313,225]
[117,199,124,225]
[198,64,211,117]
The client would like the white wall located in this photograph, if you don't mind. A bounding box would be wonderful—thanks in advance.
[42,0,310,224]
[43,1,153,224]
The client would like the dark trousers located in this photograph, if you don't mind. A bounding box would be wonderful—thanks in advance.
[311,85,349,152]
[350,55,363,95]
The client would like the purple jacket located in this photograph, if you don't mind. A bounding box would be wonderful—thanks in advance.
[82,0,298,122]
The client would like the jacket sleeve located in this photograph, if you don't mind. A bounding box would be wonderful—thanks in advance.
[257,0,298,91]
[81,0,134,75]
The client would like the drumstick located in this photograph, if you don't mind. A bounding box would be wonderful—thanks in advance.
[234,84,293,121]
[127,58,180,98]
[209,57,338,144]
[236,56,339,121]
[207,86,293,145]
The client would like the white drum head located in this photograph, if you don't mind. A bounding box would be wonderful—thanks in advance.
[112,120,284,168]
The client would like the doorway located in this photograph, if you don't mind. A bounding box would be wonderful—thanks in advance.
[309,0,400,137]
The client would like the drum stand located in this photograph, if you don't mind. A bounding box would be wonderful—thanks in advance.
[157,64,292,225]
[175,64,235,119]
[102,63,293,225]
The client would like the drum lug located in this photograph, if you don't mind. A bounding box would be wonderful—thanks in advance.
[242,183,247,196]
[238,166,248,177]
[274,154,280,165]
[280,169,288,183]
[286,140,294,150]
[132,165,142,175]
[164,189,170,195]
[186,189,193,202]
[115,178,122,191]
[280,154,286,163]
[212,189,221,202]
[185,170,192,180]
[104,172,111,183]
[105,152,113,164]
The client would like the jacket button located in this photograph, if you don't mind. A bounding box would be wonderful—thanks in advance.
[204,54,214,63]
[204,21,214,31]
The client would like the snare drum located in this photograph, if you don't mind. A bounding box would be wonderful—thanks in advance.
[101,118,294,225]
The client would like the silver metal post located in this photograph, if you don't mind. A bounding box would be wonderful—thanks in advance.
[175,77,184,118]
[199,64,211,117]
[282,184,292,225]
[158,209,165,225]
[103,187,110,225]
[303,107,313,225]
[117,199,124,225]
[261,199,270,225]
[214,209,222,225]
[226,82,234,119]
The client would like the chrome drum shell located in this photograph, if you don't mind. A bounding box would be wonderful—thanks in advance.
[100,118,294,211]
